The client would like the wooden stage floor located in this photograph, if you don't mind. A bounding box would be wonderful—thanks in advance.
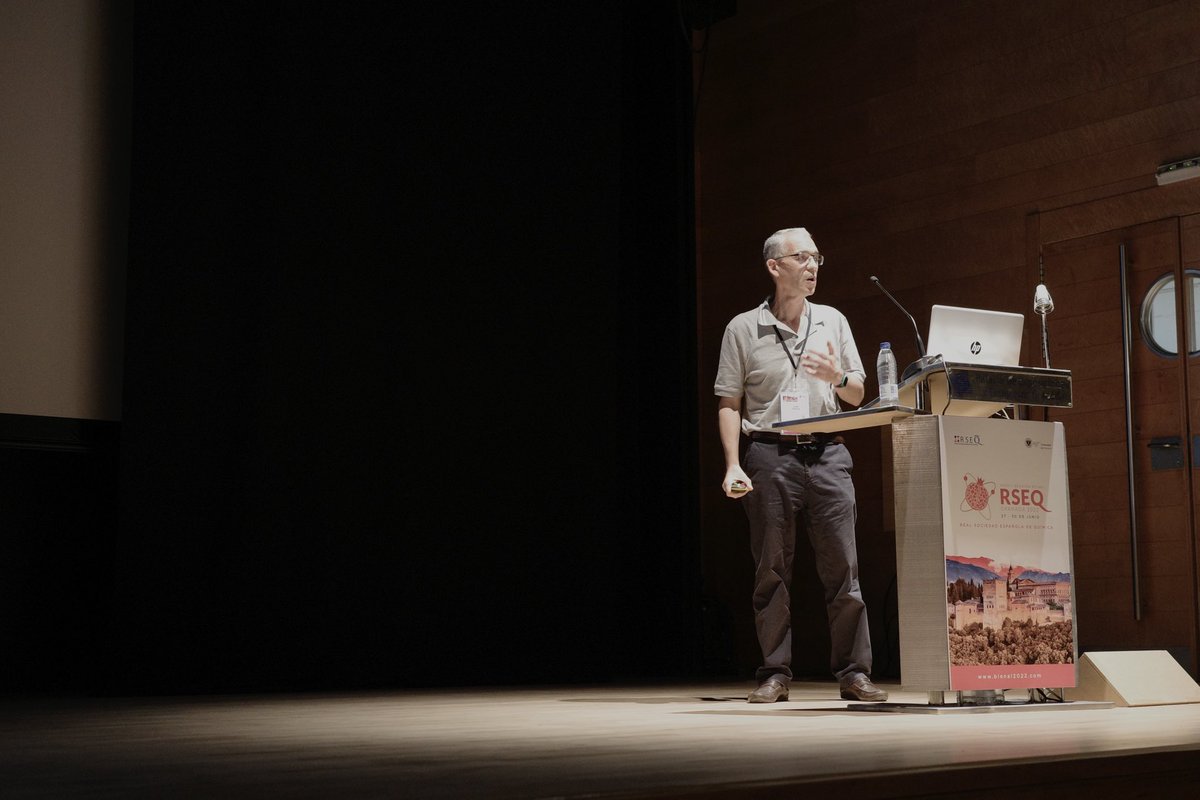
[4,681,1200,798]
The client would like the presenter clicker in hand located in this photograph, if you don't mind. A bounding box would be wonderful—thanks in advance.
[714,227,887,704]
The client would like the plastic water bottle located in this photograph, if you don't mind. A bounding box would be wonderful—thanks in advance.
[877,342,898,405]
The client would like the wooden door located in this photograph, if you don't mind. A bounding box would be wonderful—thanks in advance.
[1182,213,1200,673]
[1042,218,1199,675]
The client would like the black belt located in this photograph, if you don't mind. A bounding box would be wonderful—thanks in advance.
[749,431,843,446]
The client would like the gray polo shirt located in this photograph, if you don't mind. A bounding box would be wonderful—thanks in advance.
[714,299,866,434]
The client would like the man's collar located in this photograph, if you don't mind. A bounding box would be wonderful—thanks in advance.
[757,297,778,326]
[758,296,816,332]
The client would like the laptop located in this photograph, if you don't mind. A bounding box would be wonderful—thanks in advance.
[926,304,1024,366]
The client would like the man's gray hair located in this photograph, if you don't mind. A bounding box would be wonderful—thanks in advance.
[762,227,814,262]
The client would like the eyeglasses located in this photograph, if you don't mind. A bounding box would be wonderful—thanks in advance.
[775,252,824,267]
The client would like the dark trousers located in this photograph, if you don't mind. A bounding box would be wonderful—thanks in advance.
[742,439,873,687]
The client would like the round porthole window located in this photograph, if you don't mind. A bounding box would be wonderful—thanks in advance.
[1141,270,1200,357]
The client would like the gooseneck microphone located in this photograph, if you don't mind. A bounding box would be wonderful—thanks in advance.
[870,275,941,381]
[870,276,926,356]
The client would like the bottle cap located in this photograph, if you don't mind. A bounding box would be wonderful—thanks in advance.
[881,342,891,348]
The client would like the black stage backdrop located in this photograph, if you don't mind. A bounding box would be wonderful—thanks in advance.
[94,3,700,693]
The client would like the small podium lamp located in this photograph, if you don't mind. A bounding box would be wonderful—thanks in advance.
[1034,282,1054,368]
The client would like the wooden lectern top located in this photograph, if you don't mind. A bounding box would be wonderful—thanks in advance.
[774,405,920,435]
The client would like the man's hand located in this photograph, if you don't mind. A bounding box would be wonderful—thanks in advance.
[722,466,753,499]
[801,340,841,385]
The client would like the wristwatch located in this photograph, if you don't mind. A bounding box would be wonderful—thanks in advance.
[836,372,849,388]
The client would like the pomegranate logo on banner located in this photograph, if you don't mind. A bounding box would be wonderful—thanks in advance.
[960,473,996,519]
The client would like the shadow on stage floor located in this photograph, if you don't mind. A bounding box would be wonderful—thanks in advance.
[3,681,1200,798]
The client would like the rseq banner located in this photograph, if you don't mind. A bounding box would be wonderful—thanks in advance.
[939,416,1076,690]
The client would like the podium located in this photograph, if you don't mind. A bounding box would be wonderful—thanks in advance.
[775,362,1084,709]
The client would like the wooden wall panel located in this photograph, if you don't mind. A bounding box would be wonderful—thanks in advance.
[695,0,1200,680]
[698,1,1198,232]
[1181,213,1200,259]
[801,58,1200,211]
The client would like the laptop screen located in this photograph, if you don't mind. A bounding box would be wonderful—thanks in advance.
[926,304,1024,366]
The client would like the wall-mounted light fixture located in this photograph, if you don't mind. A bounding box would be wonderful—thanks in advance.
[1155,156,1200,186]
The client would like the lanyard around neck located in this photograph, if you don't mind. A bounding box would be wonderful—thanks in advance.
[773,309,813,372]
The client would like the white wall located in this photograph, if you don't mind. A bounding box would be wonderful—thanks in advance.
[0,0,127,420]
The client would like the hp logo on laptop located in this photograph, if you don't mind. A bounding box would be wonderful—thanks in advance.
[970,341,982,355]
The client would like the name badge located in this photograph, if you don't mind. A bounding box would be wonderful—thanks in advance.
[779,385,809,421]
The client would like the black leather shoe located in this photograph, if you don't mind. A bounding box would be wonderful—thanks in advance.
[840,675,888,702]
[747,678,789,703]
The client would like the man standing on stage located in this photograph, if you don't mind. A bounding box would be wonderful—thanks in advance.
[714,227,888,704]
